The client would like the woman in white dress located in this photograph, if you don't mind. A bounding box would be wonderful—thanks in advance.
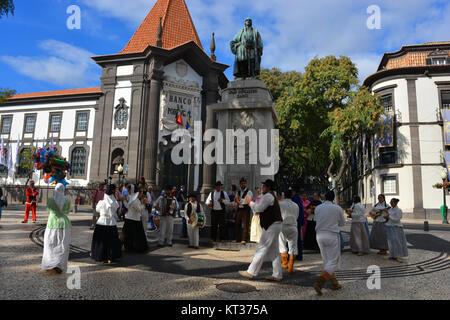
[385,198,408,263]
[346,196,370,256]
[41,183,72,274]
[369,194,389,255]
[250,188,263,243]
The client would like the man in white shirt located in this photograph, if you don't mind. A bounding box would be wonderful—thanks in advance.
[313,190,346,295]
[233,177,254,245]
[239,179,284,282]
[206,181,230,243]
[278,190,299,274]
[154,185,179,247]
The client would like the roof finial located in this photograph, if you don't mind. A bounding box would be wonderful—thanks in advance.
[210,32,216,61]
[156,17,163,48]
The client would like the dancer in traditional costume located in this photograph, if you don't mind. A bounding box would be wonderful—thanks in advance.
[250,188,263,243]
[278,190,299,274]
[206,181,230,243]
[385,198,408,263]
[313,191,346,295]
[41,183,71,274]
[22,180,39,223]
[300,193,310,240]
[122,184,148,253]
[91,184,122,263]
[184,194,205,249]
[369,194,389,255]
[346,196,370,256]
[303,193,322,250]
[233,177,253,245]
[239,180,284,282]
[154,185,178,247]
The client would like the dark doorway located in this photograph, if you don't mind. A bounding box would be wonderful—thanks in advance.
[161,149,188,189]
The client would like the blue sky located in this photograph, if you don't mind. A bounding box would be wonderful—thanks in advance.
[1,0,449,94]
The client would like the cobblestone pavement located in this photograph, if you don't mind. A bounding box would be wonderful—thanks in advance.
[0,208,449,300]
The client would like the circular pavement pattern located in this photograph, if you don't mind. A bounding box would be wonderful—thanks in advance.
[30,225,450,281]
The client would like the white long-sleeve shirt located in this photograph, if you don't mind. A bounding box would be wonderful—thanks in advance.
[236,188,253,208]
[125,193,145,221]
[385,206,403,227]
[249,192,275,214]
[206,190,230,211]
[183,201,204,220]
[279,199,299,226]
[349,202,367,223]
[315,201,346,234]
[371,202,389,223]
[96,194,120,226]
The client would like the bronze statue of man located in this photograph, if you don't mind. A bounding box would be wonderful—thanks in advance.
[230,18,263,79]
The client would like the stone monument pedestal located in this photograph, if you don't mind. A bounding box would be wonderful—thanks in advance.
[212,79,278,191]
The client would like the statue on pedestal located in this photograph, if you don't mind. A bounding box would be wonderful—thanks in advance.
[230,18,263,79]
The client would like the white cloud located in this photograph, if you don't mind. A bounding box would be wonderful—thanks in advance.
[79,0,450,82]
[1,40,100,87]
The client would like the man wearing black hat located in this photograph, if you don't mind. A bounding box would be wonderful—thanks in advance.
[239,179,283,282]
[206,181,230,243]
[233,177,253,245]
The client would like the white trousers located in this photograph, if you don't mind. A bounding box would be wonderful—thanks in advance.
[316,231,341,275]
[187,224,200,247]
[279,224,298,255]
[247,222,283,279]
[141,211,148,231]
[159,216,174,245]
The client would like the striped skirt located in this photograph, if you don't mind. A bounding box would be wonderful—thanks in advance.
[349,222,370,253]
[386,225,408,258]
[370,222,388,250]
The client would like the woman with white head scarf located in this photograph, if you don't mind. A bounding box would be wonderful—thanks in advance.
[122,184,149,253]
[41,183,72,274]
[91,184,122,263]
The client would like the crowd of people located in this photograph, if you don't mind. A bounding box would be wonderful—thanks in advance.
[1,176,409,296]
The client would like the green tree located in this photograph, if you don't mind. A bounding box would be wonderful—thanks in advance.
[18,147,36,185]
[0,88,16,104]
[0,0,14,18]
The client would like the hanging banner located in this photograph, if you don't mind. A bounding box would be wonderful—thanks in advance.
[444,152,450,181]
[160,91,200,133]
[441,109,450,146]
[374,112,394,148]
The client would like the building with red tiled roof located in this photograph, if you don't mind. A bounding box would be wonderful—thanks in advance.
[0,0,229,198]
[345,42,450,220]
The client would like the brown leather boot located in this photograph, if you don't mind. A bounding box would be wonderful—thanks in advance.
[330,273,342,290]
[281,253,288,269]
[314,272,330,296]
[287,255,295,274]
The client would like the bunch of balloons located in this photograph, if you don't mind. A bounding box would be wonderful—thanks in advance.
[34,148,71,187]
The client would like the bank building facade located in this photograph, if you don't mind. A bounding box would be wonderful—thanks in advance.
[0,0,229,197]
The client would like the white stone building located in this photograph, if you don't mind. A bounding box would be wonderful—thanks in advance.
[344,42,450,220]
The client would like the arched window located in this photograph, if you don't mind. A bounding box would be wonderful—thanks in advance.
[18,148,32,176]
[71,147,86,176]
[110,148,124,175]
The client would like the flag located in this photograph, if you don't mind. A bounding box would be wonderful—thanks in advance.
[185,110,192,130]
[15,135,21,168]
[50,134,54,151]
[7,142,13,172]
[0,136,5,166]
[176,108,184,126]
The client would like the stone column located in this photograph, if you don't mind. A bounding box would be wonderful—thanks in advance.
[89,65,116,182]
[144,60,164,188]
[200,72,219,200]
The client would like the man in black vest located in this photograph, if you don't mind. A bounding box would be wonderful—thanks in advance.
[233,177,253,245]
[206,181,230,243]
[239,179,283,282]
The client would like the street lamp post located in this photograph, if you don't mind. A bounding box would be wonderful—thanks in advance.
[441,170,449,224]
[118,164,124,188]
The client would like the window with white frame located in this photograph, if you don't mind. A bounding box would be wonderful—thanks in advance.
[50,114,62,132]
[76,113,88,131]
[71,147,86,176]
[382,176,397,195]
[24,115,36,133]
[380,94,393,113]
[1,116,12,134]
